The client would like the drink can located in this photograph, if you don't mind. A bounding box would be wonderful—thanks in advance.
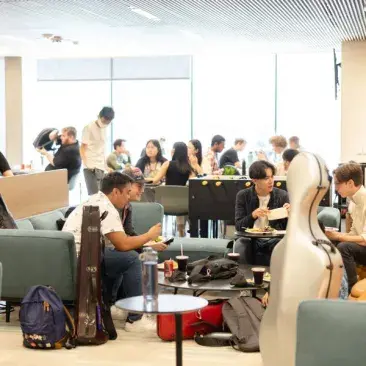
[164,259,174,278]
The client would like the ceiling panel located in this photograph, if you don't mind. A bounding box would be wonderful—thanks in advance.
[0,0,364,50]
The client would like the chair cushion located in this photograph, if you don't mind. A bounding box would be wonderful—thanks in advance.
[158,238,233,263]
[15,219,34,230]
[29,210,65,231]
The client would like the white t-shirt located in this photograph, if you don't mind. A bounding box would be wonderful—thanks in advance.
[81,121,106,171]
[254,195,270,229]
[63,191,124,253]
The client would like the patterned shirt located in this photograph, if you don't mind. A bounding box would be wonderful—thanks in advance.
[63,191,124,253]
[202,149,220,175]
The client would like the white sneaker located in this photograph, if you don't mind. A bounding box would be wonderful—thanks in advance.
[124,315,156,333]
[110,305,128,321]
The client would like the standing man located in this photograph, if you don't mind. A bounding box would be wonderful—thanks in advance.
[202,135,226,175]
[80,107,115,195]
[106,139,131,171]
[219,138,246,169]
[38,127,81,183]
[325,163,366,290]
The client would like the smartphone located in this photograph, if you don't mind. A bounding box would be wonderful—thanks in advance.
[163,237,174,245]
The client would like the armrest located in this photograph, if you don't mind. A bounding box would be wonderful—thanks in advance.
[0,230,77,301]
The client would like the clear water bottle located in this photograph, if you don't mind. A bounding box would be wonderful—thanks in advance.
[140,247,158,307]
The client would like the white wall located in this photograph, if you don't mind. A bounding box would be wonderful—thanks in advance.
[341,41,366,162]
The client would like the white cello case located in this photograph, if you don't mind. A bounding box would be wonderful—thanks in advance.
[260,152,344,366]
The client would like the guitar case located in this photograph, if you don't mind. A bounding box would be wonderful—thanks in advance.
[259,152,344,366]
[0,194,17,229]
[75,206,117,345]
[33,128,58,151]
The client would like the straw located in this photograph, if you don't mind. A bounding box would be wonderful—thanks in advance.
[180,242,184,256]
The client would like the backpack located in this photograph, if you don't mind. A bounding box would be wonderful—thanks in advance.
[195,296,264,353]
[187,257,238,284]
[20,285,76,350]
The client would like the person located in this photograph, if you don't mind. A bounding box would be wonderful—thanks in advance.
[135,139,167,180]
[282,149,300,174]
[202,135,226,175]
[0,152,13,177]
[38,127,81,183]
[80,107,115,195]
[188,139,203,175]
[219,138,246,170]
[149,142,194,237]
[289,136,301,150]
[120,166,169,248]
[325,163,366,290]
[106,139,131,171]
[235,160,290,265]
[62,172,163,323]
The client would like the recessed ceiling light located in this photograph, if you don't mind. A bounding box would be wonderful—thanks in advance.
[129,6,160,21]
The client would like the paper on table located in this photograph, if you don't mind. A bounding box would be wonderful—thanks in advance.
[268,207,288,221]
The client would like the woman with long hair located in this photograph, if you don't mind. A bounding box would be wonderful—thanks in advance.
[135,139,167,179]
[188,139,203,175]
[150,142,195,236]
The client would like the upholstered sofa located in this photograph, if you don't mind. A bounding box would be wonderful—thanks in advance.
[0,202,233,322]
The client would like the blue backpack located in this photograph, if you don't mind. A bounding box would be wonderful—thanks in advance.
[20,285,76,349]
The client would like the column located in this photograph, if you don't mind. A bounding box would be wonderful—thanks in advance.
[4,57,23,166]
[341,41,366,162]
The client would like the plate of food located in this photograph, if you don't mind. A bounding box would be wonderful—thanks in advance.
[244,226,277,235]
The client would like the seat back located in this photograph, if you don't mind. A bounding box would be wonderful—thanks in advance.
[154,185,189,216]
[296,300,366,366]
[130,202,164,235]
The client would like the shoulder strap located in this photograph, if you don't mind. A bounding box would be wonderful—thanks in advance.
[226,297,249,341]
[63,306,77,349]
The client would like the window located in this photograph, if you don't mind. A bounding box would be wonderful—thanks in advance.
[25,81,111,168]
[276,53,340,170]
[192,53,276,158]
[111,79,191,163]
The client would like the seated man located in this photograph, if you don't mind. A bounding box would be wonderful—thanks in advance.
[63,172,164,323]
[235,161,290,265]
[121,166,166,252]
[325,163,366,290]
[219,138,246,170]
[38,127,81,183]
[107,139,131,171]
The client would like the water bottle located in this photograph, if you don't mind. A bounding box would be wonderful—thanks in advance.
[140,247,158,308]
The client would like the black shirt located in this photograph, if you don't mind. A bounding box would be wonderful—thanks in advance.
[0,151,11,175]
[166,161,190,186]
[219,148,239,168]
[45,141,81,182]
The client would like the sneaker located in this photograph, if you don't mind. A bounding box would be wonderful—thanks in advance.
[110,305,128,321]
[124,315,156,333]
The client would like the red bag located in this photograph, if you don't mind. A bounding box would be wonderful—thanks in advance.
[157,299,225,341]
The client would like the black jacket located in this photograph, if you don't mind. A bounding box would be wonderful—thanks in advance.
[235,186,289,231]
[45,141,81,182]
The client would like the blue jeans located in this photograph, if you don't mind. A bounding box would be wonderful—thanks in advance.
[104,247,142,322]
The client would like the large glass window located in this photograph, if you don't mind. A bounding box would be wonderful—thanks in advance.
[25,81,112,168]
[192,53,276,159]
[276,52,340,170]
[112,79,191,163]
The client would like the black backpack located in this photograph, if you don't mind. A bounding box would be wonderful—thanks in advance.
[195,296,264,353]
[187,257,238,284]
